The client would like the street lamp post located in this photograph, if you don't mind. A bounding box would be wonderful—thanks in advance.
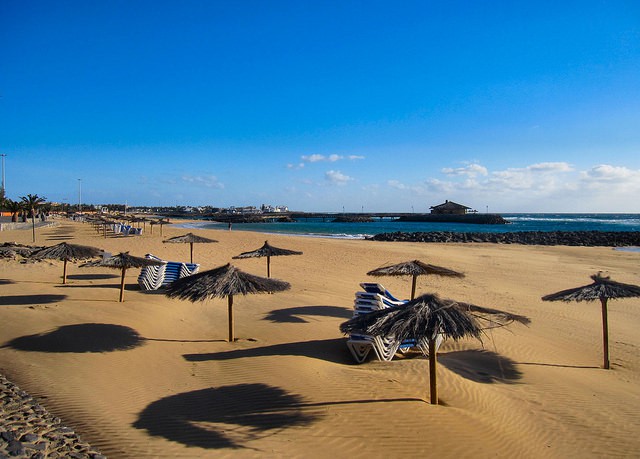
[78,179,82,213]
[1,154,6,197]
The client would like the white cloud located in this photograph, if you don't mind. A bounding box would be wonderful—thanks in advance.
[181,175,224,189]
[287,163,304,169]
[579,165,640,196]
[528,162,573,172]
[442,163,488,177]
[581,164,638,181]
[300,154,364,163]
[302,154,341,162]
[387,179,408,190]
[325,170,353,185]
[425,178,455,193]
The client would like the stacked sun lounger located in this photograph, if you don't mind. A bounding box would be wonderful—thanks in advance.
[112,224,143,236]
[137,254,199,290]
[346,283,442,363]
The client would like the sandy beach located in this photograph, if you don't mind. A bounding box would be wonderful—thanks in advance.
[1,219,639,458]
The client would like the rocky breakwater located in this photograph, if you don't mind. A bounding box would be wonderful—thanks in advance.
[397,214,509,224]
[332,215,374,223]
[1,373,104,458]
[368,231,640,246]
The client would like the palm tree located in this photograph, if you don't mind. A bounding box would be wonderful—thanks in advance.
[4,199,22,222]
[20,194,47,242]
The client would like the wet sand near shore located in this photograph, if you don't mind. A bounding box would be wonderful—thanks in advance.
[1,218,639,458]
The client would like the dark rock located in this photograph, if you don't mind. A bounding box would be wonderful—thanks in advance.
[0,432,15,442]
[6,440,23,456]
[368,231,640,247]
[19,434,39,443]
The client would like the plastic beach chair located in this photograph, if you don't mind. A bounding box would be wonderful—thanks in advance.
[345,283,443,363]
[137,253,199,290]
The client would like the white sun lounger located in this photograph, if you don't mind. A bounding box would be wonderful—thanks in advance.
[137,253,200,290]
[346,283,442,363]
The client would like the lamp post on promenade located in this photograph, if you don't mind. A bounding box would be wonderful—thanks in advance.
[78,179,82,213]
[1,154,6,197]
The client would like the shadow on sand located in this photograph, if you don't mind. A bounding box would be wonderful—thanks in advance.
[184,338,353,365]
[133,383,321,450]
[263,305,353,323]
[55,283,140,291]
[3,322,231,353]
[439,349,523,383]
[516,361,599,369]
[66,273,120,281]
[3,323,144,353]
[0,294,67,306]
[133,384,430,449]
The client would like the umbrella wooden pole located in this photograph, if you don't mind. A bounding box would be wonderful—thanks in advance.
[601,298,610,369]
[31,215,36,243]
[62,259,68,284]
[267,255,271,278]
[411,275,417,300]
[119,268,127,302]
[429,338,438,404]
[190,243,194,264]
[228,295,234,342]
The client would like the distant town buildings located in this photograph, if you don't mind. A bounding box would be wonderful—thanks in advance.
[118,204,291,215]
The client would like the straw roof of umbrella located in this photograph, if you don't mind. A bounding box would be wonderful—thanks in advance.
[32,242,101,262]
[542,272,640,369]
[31,242,102,284]
[150,218,172,235]
[341,293,528,341]
[163,232,218,264]
[367,259,464,299]
[541,272,640,302]
[89,252,165,302]
[97,252,163,270]
[233,240,302,277]
[165,263,290,341]
[150,218,171,225]
[0,242,42,259]
[340,293,528,404]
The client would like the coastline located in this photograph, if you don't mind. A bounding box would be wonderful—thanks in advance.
[170,213,640,241]
[1,219,639,457]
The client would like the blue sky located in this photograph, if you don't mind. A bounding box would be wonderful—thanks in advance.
[1,1,639,212]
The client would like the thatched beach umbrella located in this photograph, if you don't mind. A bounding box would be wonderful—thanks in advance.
[93,252,165,302]
[93,217,116,238]
[163,232,218,264]
[31,242,102,284]
[0,243,41,259]
[340,293,528,404]
[542,272,640,369]
[165,263,290,342]
[136,216,150,232]
[150,218,172,236]
[367,260,464,300]
[233,240,302,277]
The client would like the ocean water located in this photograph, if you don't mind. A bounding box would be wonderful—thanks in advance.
[174,213,640,240]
